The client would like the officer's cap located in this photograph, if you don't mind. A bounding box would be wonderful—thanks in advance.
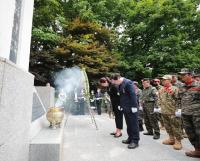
[162,75,172,80]
[178,68,193,75]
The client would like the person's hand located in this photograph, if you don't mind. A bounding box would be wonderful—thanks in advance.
[118,106,122,111]
[139,106,143,111]
[175,109,181,117]
[131,107,138,113]
[154,108,161,113]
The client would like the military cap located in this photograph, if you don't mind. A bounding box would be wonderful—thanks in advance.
[178,68,193,74]
[162,75,172,80]
[169,73,178,76]
[194,73,200,77]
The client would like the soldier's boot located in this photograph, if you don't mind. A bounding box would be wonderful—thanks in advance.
[173,140,182,150]
[185,148,200,158]
[162,136,175,145]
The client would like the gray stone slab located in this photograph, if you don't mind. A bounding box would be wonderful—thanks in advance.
[29,117,66,161]
[63,114,199,161]
[29,144,61,161]
[0,59,34,161]
[32,92,45,121]
[35,86,55,111]
[0,127,30,161]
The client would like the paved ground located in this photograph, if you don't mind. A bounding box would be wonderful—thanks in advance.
[63,114,199,161]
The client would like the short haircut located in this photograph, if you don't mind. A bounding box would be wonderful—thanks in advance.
[111,73,121,80]
[99,77,107,83]
[142,78,150,83]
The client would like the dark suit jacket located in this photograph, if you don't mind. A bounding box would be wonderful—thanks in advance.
[119,78,138,113]
[108,84,120,108]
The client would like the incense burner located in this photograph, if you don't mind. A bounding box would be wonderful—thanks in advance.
[46,107,64,129]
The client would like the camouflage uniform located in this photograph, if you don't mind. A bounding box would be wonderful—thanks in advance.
[173,80,184,89]
[154,84,164,128]
[136,88,143,131]
[172,80,185,136]
[179,81,200,149]
[158,85,183,141]
[141,85,160,135]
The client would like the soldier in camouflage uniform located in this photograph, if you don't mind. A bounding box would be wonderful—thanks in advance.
[158,75,183,150]
[179,68,200,158]
[171,74,184,88]
[194,73,200,82]
[134,81,144,131]
[141,78,160,139]
[171,74,187,138]
[152,78,165,130]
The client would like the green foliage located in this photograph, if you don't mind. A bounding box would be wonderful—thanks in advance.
[122,0,200,79]
[30,0,200,86]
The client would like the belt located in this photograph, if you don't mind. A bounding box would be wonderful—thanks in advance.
[145,101,155,103]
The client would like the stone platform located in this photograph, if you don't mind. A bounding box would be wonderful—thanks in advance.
[29,117,67,161]
[63,114,199,161]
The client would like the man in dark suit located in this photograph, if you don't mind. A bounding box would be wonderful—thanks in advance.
[111,73,140,149]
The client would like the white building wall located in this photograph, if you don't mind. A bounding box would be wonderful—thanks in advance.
[0,0,34,71]
[0,0,16,60]
[17,0,34,71]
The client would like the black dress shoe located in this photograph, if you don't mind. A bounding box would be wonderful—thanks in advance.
[153,134,160,139]
[143,132,153,135]
[110,132,116,135]
[122,139,130,144]
[114,133,122,138]
[128,142,139,149]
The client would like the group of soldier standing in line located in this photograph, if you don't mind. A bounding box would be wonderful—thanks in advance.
[97,68,200,158]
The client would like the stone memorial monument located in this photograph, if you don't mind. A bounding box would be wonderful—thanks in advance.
[0,1,34,161]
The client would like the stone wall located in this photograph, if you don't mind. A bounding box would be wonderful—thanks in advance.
[0,58,34,161]
[35,86,55,111]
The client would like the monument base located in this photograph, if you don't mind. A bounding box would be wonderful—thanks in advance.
[0,58,34,161]
[29,116,66,161]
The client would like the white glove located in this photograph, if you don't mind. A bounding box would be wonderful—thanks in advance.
[175,109,182,117]
[118,106,122,111]
[139,106,143,111]
[131,107,138,113]
[154,108,161,113]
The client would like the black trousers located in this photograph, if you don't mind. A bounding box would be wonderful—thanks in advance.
[124,112,140,144]
[96,100,102,115]
[113,105,123,129]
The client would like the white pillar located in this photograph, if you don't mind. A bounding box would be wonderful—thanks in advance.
[0,0,16,60]
[0,0,34,71]
[17,0,34,71]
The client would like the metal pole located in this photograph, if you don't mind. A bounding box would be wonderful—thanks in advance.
[82,68,98,130]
